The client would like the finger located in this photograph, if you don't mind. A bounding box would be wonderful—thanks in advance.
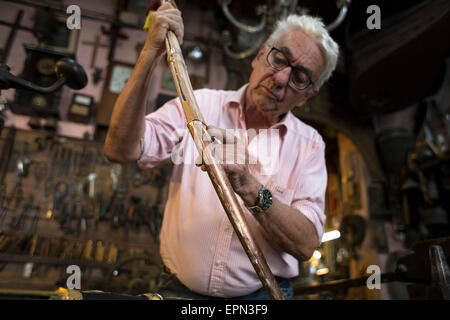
[161,16,184,44]
[156,15,182,31]
[153,15,183,45]
[203,126,223,145]
[195,154,202,166]
[155,3,183,39]
[154,9,182,21]
[208,127,237,145]
[222,163,238,175]
[160,9,182,17]
[158,1,174,11]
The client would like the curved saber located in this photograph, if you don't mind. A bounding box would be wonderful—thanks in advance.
[220,0,266,33]
[159,1,285,300]
[220,0,351,59]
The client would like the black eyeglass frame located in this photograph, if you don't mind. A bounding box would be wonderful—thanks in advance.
[266,47,315,91]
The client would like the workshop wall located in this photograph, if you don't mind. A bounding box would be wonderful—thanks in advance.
[0,0,228,139]
[0,126,173,292]
[0,0,229,293]
[3,0,445,301]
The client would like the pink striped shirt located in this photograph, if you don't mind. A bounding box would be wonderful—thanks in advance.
[138,84,327,297]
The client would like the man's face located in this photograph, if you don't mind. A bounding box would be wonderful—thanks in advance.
[246,30,325,120]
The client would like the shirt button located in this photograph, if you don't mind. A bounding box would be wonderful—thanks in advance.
[216,260,222,266]
[225,226,231,232]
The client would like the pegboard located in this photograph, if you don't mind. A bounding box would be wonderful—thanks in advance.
[0,127,173,292]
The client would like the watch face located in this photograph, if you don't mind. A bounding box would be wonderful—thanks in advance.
[260,187,273,211]
[32,95,48,108]
[37,58,56,75]
[109,65,133,94]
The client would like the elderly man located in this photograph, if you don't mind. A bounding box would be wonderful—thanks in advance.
[103,2,339,300]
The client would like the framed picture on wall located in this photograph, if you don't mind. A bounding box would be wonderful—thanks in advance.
[41,15,79,54]
[190,74,204,90]
[161,69,177,92]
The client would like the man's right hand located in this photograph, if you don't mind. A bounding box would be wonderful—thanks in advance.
[143,1,184,58]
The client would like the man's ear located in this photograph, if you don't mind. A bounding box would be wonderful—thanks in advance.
[309,86,320,98]
[296,86,321,108]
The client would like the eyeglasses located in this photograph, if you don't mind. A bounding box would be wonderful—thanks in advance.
[266,47,314,91]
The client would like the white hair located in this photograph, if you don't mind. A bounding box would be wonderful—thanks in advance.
[266,14,340,88]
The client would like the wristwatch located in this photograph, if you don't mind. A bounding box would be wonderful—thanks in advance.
[247,186,273,214]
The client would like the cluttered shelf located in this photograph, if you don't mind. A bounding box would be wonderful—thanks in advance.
[0,127,171,293]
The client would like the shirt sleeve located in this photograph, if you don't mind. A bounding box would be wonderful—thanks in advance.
[137,96,187,169]
[291,137,327,245]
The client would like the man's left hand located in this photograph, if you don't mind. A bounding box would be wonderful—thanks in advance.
[195,126,261,206]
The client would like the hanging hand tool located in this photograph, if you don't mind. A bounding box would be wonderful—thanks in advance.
[33,162,48,187]
[17,141,31,178]
[100,164,121,219]
[0,127,16,203]
[22,205,41,278]
[11,194,34,230]
[44,181,54,219]
[95,241,105,263]
[83,239,94,261]
[106,243,118,265]
[52,181,68,220]
[77,205,88,234]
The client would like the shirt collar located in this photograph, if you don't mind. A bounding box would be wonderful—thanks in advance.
[224,83,291,137]
[224,83,248,108]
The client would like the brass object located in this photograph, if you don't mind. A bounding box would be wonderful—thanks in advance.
[82,240,93,260]
[154,0,284,300]
[140,293,164,300]
[106,244,118,264]
[55,287,83,300]
[0,288,165,300]
[95,241,105,262]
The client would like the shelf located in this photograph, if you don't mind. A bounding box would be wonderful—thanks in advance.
[418,152,450,170]
[0,253,115,270]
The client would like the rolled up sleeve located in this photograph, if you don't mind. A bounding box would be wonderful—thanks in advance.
[138,97,186,169]
[291,139,327,245]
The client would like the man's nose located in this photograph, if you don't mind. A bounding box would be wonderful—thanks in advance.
[272,66,291,86]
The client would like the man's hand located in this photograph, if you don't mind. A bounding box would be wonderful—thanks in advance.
[195,126,261,206]
[196,127,320,260]
[143,1,184,58]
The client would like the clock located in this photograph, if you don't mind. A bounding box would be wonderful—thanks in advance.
[31,95,48,108]
[97,61,135,126]
[109,65,133,94]
[12,44,74,118]
[36,58,56,76]
[67,93,95,123]
[161,68,177,92]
